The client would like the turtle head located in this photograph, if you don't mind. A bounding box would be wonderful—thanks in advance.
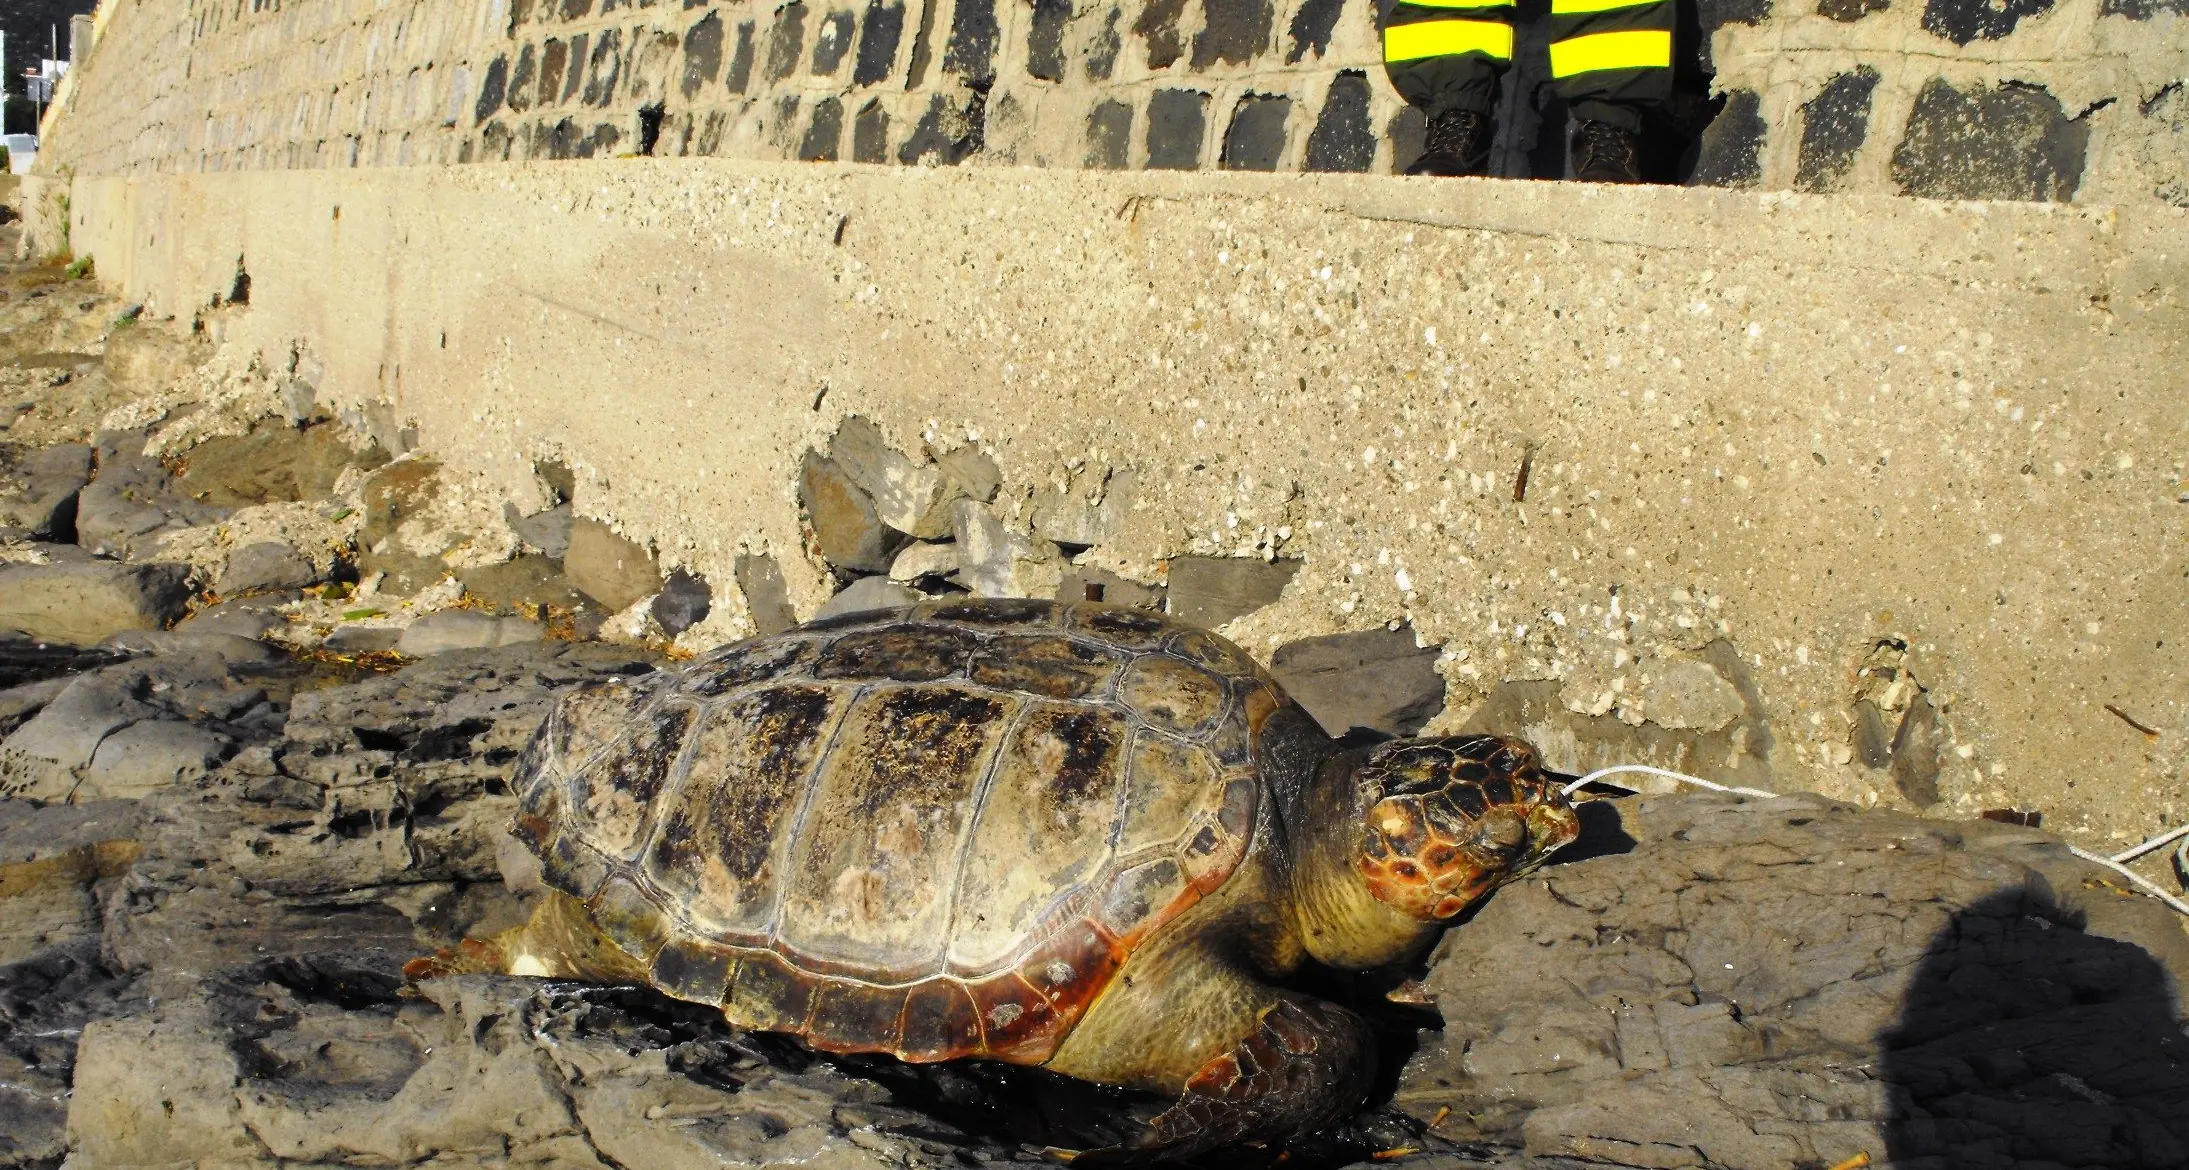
[1350,736,1579,921]
[1291,734,1578,969]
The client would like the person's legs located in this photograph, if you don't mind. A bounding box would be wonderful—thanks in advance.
[1382,0,1516,176]
[1545,0,1674,181]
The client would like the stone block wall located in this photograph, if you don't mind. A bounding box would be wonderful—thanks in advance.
[32,0,2189,202]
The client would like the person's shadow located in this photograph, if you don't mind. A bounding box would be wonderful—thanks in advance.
[1880,890,2189,1167]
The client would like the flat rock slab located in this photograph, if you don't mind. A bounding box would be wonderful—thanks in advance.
[1400,792,2189,1170]
[1269,623,1444,737]
[0,560,192,646]
[395,609,545,656]
[565,518,663,613]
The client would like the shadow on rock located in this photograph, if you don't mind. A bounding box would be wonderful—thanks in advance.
[1881,890,2189,1169]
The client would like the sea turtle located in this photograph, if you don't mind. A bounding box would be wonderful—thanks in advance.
[411,598,1578,1159]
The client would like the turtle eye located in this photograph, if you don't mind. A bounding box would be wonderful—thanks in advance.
[1471,810,1527,858]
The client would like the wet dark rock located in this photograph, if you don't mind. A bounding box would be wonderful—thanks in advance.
[1221,95,1291,171]
[1269,624,1444,737]
[799,451,903,575]
[1145,89,1209,170]
[1922,0,2053,43]
[800,95,846,160]
[942,0,997,82]
[1083,7,1122,80]
[1027,0,1071,82]
[396,611,546,658]
[816,575,924,621]
[1163,555,1298,627]
[681,11,724,97]
[853,99,891,161]
[650,569,713,638]
[0,441,92,539]
[812,9,855,74]
[217,540,322,597]
[1795,67,1879,193]
[1135,0,1188,71]
[765,1,809,82]
[1892,78,2087,203]
[1305,72,1375,173]
[1287,0,1344,62]
[0,561,193,647]
[854,1,904,87]
[1085,99,1133,169]
[1401,793,2189,1168]
[0,942,145,1166]
[1689,89,1766,188]
[1191,0,1272,69]
[733,553,799,637]
[564,518,663,613]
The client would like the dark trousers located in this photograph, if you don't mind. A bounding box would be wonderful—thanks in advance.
[1382,0,1675,131]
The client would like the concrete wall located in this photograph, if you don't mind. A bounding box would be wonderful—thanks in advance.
[36,0,2189,202]
[55,159,2188,855]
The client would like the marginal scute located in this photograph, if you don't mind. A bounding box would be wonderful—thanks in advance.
[968,633,1129,698]
[899,979,983,1061]
[812,624,979,682]
[682,635,818,696]
[652,935,739,1003]
[590,875,674,963]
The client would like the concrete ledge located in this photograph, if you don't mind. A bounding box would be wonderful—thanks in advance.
[61,160,2189,847]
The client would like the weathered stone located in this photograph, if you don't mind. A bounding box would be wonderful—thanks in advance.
[457,554,590,616]
[0,674,156,798]
[1287,0,1344,62]
[952,500,1064,599]
[888,540,961,582]
[508,502,576,559]
[680,11,724,97]
[1146,89,1209,170]
[563,518,663,613]
[1465,655,1776,794]
[1191,0,1272,69]
[1269,623,1445,737]
[813,9,855,74]
[0,800,142,964]
[799,451,902,574]
[725,21,757,93]
[1890,689,1944,805]
[1085,100,1133,169]
[357,458,450,596]
[942,0,997,82]
[1690,89,1765,188]
[1386,105,1425,173]
[396,610,547,657]
[178,421,384,510]
[1083,7,1122,79]
[1032,469,1132,547]
[829,417,960,539]
[896,89,988,166]
[1055,566,1164,609]
[1795,67,1879,194]
[814,574,924,620]
[75,452,230,560]
[1818,0,1890,19]
[0,441,92,539]
[1163,556,1299,628]
[217,540,323,597]
[175,595,291,640]
[84,720,234,799]
[1892,78,2086,203]
[1220,95,1290,171]
[732,553,799,637]
[1135,0,1188,71]
[1634,656,1746,732]
[101,631,284,668]
[1305,72,1374,173]
[937,443,1002,504]
[1400,793,2189,1169]
[100,324,210,397]
[0,561,193,646]
[650,569,712,638]
[322,624,404,654]
[0,676,69,738]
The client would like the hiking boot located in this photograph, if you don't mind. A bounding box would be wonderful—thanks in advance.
[1570,118,1643,183]
[1405,110,1492,177]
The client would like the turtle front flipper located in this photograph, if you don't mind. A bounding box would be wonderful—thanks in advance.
[1059,986,1375,1165]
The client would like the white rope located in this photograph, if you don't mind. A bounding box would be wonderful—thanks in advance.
[2109,821,2189,864]
[1555,763,2189,919]
[2066,845,2189,918]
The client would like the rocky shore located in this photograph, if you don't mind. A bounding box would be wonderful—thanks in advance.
[2,231,2185,1170]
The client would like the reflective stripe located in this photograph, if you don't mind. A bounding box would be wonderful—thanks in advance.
[1547,29,1671,76]
[1548,0,1662,13]
[1395,0,1515,8]
[1382,19,1515,63]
